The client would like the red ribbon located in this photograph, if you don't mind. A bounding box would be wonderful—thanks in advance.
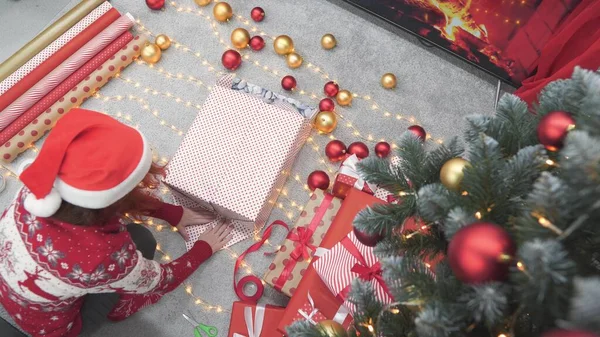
[234,220,288,302]
[386,194,398,203]
[338,237,393,301]
[273,193,334,291]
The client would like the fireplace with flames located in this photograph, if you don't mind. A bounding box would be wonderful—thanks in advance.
[345,0,582,86]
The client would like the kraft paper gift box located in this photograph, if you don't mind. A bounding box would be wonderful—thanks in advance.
[165,76,316,248]
[228,301,286,337]
[312,231,394,313]
[263,189,342,297]
[278,189,383,334]
[332,154,377,199]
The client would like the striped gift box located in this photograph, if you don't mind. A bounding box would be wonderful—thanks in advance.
[312,231,394,313]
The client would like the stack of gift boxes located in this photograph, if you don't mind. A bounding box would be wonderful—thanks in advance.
[164,76,407,337]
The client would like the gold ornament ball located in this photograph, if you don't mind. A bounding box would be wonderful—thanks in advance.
[286,52,303,69]
[381,73,397,89]
[440,158,470,191]
[273,35,294,55]
[316,320,348,337]
[155,34,171,50]
[141,43,162,64]
[336,89,353,106]
[314,111,337,134]
[213,2,233,22]
[321,33,337,50]
[194,0,212,6]
[231,28,250,49]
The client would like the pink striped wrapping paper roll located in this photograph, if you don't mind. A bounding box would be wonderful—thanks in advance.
[0,13,134,131]
[0,2,113,95]
[0,35,147,163]
[0,32,134,145]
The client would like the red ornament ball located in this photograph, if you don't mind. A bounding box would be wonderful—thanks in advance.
[408,125,426,141]
[353,226,384,247]
[375,141,391,158]
[448,222,515,284]
[307,170,330,191]
[221,50,242,70]
[325,140,347,162]
[537,111,575,151]
[324,81,340,97]
[249,36,265,51]
[250,7,265,22]
[146,0,165,10]
[348,142,369,159]
[542,330,600,337]
[319,98,335,112]
[281,75,297,91]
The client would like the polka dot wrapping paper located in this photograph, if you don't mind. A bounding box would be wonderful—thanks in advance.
[263,190,342,297]
[0,35,147,163]
[165,75,313,249]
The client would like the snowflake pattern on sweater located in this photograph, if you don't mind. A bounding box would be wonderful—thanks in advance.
[0,188,212,337]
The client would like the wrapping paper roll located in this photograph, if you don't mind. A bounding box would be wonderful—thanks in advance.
[0,32,133,145]
[0,0,106,82]
[0,14,135,131]
[0,35,147,163]
[0,2,113,94]
[0,8,121,112]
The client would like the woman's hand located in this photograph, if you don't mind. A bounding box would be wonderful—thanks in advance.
[197,222,233,252]
[176,207,217,241]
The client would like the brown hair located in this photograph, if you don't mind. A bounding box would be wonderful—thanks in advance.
[51,162,166,226]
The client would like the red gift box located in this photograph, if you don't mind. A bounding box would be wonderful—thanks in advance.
[278,189,383,334]
[228,301,286,337]
[332,154,377,199]
[291,292,327,325]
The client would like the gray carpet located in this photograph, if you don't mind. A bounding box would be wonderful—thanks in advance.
[0,0,509,336]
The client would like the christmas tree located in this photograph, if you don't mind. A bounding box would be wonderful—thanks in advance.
[288,67,600,337]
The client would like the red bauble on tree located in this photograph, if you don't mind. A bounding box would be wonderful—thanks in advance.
[221,50,242,70]
[146,0,165,10]
[250,7,265,22]
[408,125,426,141]
[324,81,339,97]
[353,226,384,247]
[448,222,515,284]
[319,98,335,112]
[348,142,369,159]
[307,170,330,191]
[374,141,391,158]
[537,111,575,151]
[325,140,347,162]
[281,75,297,91]
[249,36,265,51]
[542,330,600,337]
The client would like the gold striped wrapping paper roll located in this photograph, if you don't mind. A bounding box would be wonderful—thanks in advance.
[0,0,105,82]
[0,35,147,163]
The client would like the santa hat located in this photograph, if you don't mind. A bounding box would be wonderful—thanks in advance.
[19,108,152,217]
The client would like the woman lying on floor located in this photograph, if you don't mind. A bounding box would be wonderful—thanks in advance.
[0,108,231,337]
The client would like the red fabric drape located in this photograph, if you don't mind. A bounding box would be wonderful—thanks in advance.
[514,0,600,104]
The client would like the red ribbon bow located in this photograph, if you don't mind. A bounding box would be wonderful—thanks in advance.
[351,261,383,282]
[289,226,317,261]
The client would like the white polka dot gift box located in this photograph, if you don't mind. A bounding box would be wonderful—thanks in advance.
[165,75,316,249]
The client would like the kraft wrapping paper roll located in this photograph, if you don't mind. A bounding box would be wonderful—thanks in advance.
[0,14,135,131]
[0,35,147,163]
[0,32,133,145]
[0,0,106,82]
[0,2,113,95]
[0,8,121,111]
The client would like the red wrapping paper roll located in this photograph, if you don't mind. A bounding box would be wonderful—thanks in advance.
[0,32,133,144]
[0,8,120,112]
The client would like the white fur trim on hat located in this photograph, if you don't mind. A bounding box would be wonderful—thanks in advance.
[24,188,62,218]
[54,132,153,209]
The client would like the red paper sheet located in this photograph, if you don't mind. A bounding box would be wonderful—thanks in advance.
[0,8,120,111]
[0,32,133,144]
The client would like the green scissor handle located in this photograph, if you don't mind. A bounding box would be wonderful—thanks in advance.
[195,323,218,337]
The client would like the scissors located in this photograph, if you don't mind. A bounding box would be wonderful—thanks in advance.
[183,312,218,337]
